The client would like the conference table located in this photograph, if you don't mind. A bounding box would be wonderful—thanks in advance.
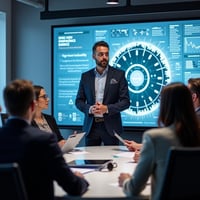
[55,145,150,199]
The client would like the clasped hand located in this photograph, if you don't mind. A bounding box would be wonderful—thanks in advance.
[91,102,108,115]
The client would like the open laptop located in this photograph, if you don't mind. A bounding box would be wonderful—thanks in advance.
[61,132,85,153]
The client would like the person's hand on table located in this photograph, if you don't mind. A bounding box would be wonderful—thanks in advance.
[133,149,141,163]
[58,139,66,148]
[118,173,131,187]
[74,171,85,179]
[124,139,142,152]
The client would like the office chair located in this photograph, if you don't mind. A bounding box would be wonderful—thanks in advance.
[58,196,149,200]
[0,113,9,126]
[0,162,28,200]
[159,147,200,200]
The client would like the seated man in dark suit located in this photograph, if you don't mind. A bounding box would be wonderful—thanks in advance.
[0,79,89,200]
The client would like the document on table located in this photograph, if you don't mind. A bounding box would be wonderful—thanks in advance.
[68,149,89,155]
[70,167,96,174]
[113,151,135,158]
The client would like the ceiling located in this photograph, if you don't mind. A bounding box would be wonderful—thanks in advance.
[18,0,200,19]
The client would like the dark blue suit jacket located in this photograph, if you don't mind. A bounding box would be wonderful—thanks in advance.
[75,66,130,136]
[0,118,89,200]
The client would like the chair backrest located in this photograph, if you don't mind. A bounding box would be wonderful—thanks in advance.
[159,147,200,200]
[0,162,28,200]
[62,197,149,200]
[0,113,9,126]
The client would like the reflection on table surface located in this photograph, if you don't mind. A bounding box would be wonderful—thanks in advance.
[55,145,150,198]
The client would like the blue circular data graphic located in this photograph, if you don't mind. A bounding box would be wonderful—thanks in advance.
[110,42,171,116]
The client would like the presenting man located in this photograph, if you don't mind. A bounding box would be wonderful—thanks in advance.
[75,41,130,146]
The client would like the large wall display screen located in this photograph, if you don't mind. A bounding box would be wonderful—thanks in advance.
[52,19,200,128]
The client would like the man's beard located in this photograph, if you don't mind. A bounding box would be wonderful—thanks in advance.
[96,59,108,68]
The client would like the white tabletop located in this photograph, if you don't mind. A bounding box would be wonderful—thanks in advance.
[55,145,150,198]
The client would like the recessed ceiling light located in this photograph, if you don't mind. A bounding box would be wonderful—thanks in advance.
[106,0,119,5]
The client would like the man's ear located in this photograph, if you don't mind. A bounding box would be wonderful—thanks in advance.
[192,93,197,101]
[30,100,36,112]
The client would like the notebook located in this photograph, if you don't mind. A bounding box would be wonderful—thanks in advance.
[61,132,85,153]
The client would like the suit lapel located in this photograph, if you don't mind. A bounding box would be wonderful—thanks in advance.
[89,70,96,101]
[103,67,113,100]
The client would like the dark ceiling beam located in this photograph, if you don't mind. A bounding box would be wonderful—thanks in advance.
[40,1,200,20]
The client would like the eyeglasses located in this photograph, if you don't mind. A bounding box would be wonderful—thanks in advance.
[38,94,49,99]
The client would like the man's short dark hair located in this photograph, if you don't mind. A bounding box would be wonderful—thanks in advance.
[92,41,109,54]
[3,79,34,116]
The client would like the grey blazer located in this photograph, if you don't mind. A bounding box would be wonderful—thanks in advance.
[123,125,182,200]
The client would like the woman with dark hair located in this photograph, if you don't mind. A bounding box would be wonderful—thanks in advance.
[31,85,66,147]
[118,82,200,200]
